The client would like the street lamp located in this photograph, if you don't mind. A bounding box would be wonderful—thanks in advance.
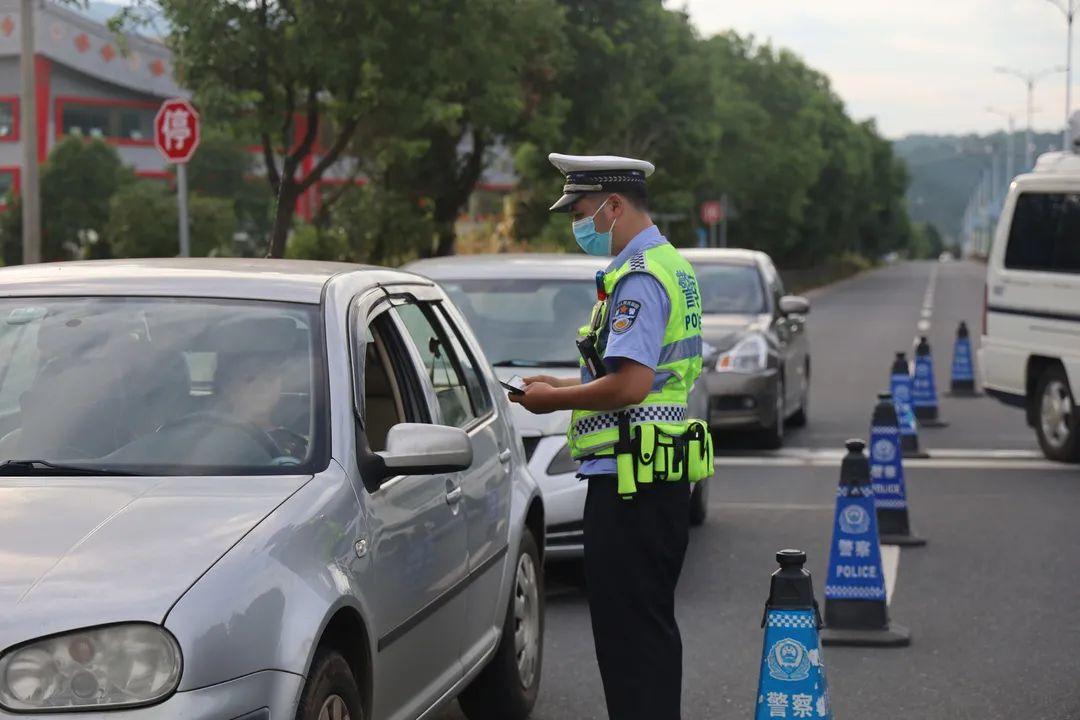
[986,106,1016,193]
[1043,0,1076,150]
[994,65,1066,169]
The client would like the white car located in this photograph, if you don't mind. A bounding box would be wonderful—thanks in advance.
[404,254,712,559]
[981,150,1080,462]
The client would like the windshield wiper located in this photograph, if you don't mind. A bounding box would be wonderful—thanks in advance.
[492,359,580,368]
[0,459,139,476]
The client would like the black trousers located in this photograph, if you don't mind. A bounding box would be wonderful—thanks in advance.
[583,475,691,720]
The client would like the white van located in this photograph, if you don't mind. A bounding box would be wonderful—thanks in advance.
[981,148,1080,462]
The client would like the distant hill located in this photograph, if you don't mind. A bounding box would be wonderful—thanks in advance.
[894,131,1061,241]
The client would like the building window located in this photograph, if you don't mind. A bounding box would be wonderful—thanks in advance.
[59,100,156,144]
[0,99,15,141]
[0,170,16,210]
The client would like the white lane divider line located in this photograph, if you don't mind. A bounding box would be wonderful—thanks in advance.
[916,262,940,339]
[713,448,1067,470]
[880,544,900,606]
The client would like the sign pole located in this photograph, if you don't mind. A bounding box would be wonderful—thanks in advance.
[19,0,41,264]
[720,194,729,248]
[177,162,190,257]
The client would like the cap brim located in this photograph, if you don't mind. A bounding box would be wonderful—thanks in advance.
[549,192,582,213]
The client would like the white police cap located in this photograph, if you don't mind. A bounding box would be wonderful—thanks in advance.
[548,153,656,212]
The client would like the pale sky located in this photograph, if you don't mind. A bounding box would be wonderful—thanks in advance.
[669,0,1079,139]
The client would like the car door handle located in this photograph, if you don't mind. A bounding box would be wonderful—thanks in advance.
[446,486,463,505]
[498,449,512,464]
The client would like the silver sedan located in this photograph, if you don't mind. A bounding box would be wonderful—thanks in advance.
[0,259,544,720]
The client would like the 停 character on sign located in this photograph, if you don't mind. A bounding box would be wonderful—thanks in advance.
[162,108,193,151]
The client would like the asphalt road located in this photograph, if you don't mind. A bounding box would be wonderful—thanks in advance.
[445,260,1079,720]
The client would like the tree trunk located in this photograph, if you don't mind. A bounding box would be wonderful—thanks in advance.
[433,216,456,257]
[266,184,297,258]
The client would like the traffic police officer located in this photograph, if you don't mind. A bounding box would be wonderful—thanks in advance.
[510,153,710,720]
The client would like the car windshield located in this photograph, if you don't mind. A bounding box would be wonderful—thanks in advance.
[439,278,596,366]
[692,263,768,314]
[0,297,326,475]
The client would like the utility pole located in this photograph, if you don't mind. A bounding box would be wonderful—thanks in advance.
[19,0,41,264]
[987,108,1017,190]
[1044,0,1076,149]
[995,65,1066,169]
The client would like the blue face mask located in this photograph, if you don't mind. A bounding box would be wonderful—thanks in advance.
[572,197,616,256]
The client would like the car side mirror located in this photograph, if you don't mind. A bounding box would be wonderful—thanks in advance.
[375,423,473,478]
[778,295,810,316]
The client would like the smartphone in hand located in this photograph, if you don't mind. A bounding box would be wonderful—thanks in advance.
[500,375,527,395]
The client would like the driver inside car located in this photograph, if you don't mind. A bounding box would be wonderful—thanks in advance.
[215,352,309,460]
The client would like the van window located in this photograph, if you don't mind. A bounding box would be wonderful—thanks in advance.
[1004,192,1080,273]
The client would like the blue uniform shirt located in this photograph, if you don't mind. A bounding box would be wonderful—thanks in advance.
[579,225,671,477]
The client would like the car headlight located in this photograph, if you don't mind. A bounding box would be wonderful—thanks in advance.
[546,442,580,476]
[0,624,182,711]
[715,333,768,373]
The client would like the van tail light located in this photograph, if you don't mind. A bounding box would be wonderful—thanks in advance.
[982,283,988,336]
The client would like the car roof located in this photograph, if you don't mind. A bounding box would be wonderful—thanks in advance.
[404,253,607,280]
[1030,151,1080,177]
[679,248,767,267]
[0,258,414,304]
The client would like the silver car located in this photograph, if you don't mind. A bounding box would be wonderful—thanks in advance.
[0,259,544,720]
[682,249,811,449]
[404,254,712,558]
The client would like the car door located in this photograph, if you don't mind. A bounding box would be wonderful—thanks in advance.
[771,265,808,410]
[391,296,512,671]
[351,298,469,720]
[430,299,513,669]
[762,261,794,412]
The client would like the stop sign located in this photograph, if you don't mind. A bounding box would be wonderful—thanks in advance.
[154,98,200,164]
[700,200,723,225]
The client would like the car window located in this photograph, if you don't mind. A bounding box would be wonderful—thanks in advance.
[691,263,769,314]
[434,304,493,417]
[437,278,593,366]
[1005,192,1080,273]
[360,313,408,452]
[0,298,327,475]
[394,302,478,429]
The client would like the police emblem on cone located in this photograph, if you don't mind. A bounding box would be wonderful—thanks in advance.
[754,550,832,719]
[911,337,949,427]
[870,393,926,547]
[948,321,980,397]
[820,440,911,647]
[891,352,929,459]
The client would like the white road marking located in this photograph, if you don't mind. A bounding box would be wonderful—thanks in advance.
[713,448,1071,471]
[915,262,940,340]
[880,544,900,605]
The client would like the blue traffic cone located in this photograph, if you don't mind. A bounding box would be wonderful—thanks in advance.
[755,549,832,720]
[890,352,929,459]
[948,321,980,397]
[820,439,911,647]
[870,393,926,547]
[911,336,948,427]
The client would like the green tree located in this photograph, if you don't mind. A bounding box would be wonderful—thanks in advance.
[1,138,133,263]
[180,127,272,251]
[106,180,235,258]
[115,0,452,257]
[513,1,716,247]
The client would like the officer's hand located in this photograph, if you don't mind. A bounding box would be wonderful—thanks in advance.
[524,374,561,388]
[509,381,559,414]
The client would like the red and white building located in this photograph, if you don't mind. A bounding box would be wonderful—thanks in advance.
[0,0,186,210]
[0,1,516,223]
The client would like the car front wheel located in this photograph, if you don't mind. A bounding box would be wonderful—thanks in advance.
[755,375,784,450]
[295,649,365,720]
[459,529,544,720]
[1035,365,1080,462]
